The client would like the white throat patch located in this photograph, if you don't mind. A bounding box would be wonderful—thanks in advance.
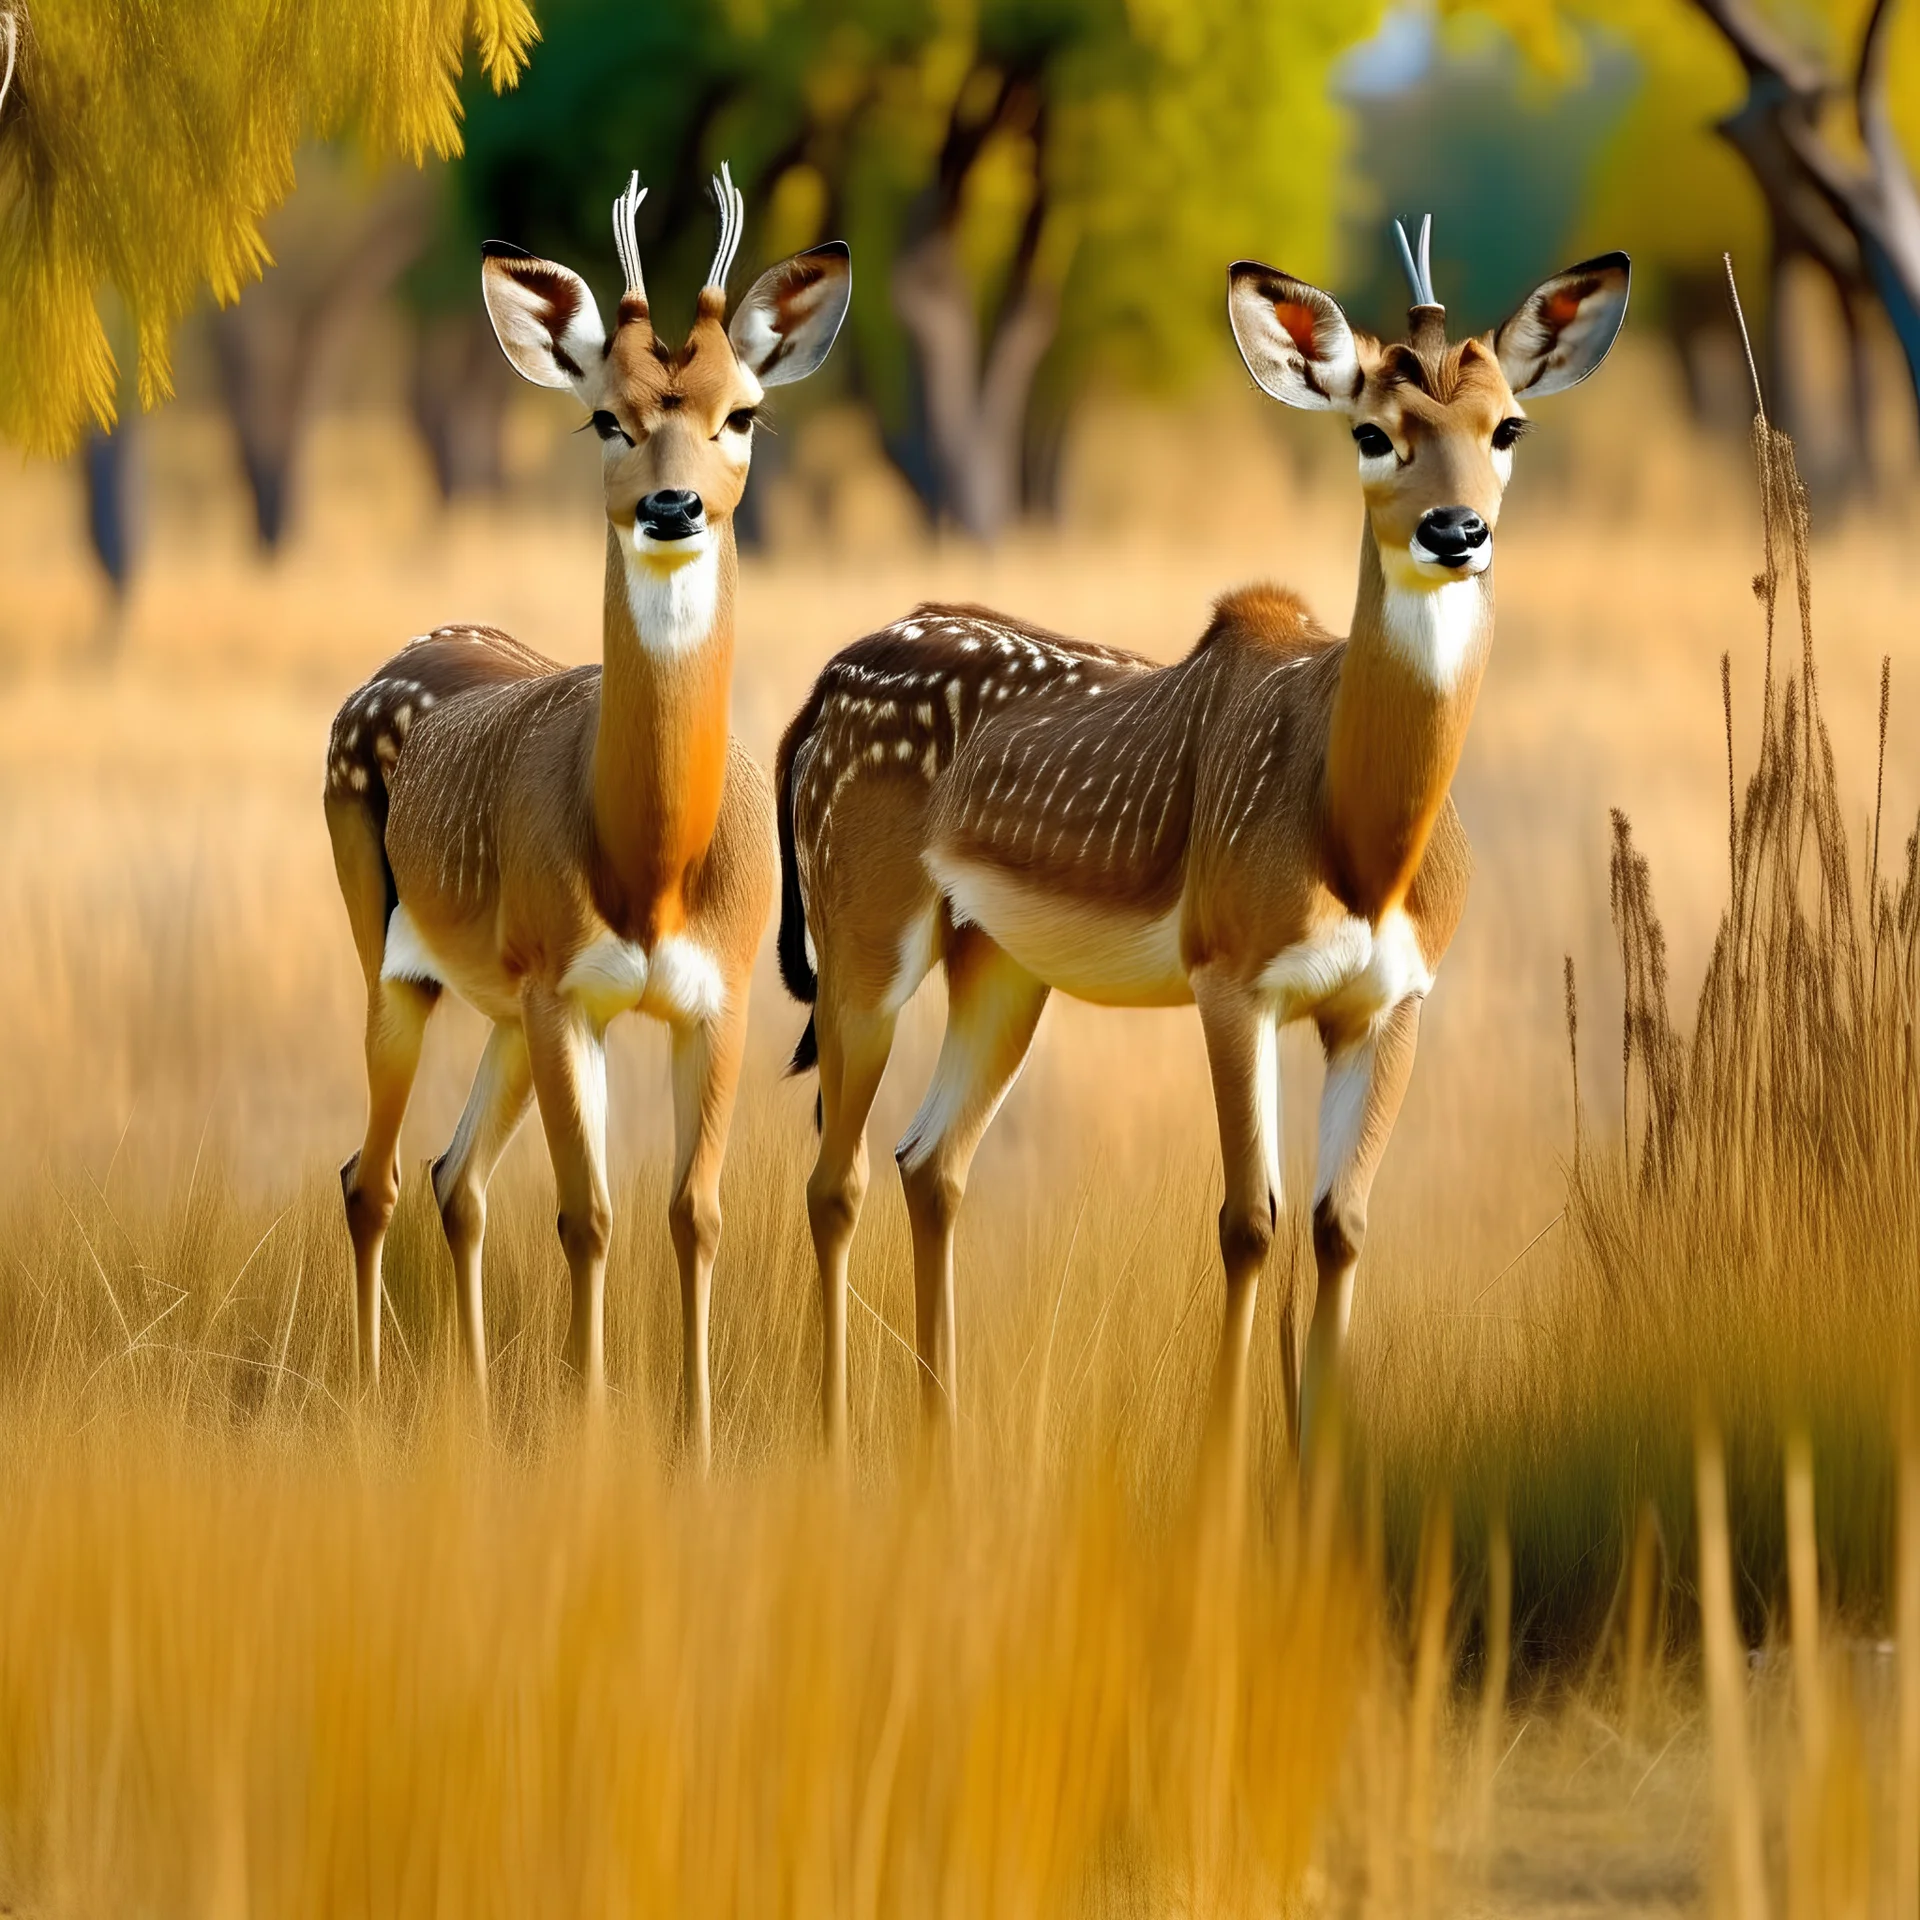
[1378,576,1488,693]
[624,533,721,658]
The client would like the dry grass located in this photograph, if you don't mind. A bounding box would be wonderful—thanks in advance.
[2,349,1919,1911]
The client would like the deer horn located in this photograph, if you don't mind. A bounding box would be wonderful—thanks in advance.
[1,12,19,122]
[612,170,648,304]
[1394,214,1446,353]
[705,161,745,299]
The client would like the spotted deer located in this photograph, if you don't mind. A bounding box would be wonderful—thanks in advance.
[776,222,1628,1456]
[325,169,850,1460]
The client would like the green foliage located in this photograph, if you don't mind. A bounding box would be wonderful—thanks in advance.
[1047,0,1372,394]
[0,0,537,455]
[436,0,1380,437]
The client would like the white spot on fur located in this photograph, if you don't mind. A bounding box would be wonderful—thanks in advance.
[644,935,728,1026]
[623,533,722,658]
[1256,1015,1282,1204]
[1259,908,1431,1032]
[886,910,941,1014]
[560,931,727,1029]
[1372,574,1489,693]
[380,904,444,986]
[1315,1037,1375,1211]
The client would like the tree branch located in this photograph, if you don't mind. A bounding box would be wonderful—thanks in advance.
[1854,0,1898,157]
[1690,0,1827,95]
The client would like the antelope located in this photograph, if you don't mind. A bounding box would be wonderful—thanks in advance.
[325,168,850,1461]
[775,222,1628,1456]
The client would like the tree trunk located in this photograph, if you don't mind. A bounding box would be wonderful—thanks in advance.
[410,308,514,500]
[210,166,428,552]
[83,422,136,595]
[891,230,1059,541]
[1694,0,1920,450]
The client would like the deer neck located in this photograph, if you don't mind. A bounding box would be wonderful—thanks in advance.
[590,521,737,943]
[1323,523,1493,919]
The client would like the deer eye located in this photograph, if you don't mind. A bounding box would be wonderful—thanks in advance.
[590,410,634,446]
[721,408,757,437]
[1352,423,1394,459]
[1492,416,1531,451]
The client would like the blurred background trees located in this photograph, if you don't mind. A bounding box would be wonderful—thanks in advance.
[415,0,1376,539]
[1453,0,1920,493]
[5,0,1919,578]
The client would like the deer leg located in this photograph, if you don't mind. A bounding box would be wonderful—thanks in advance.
[342,977,436,1393]
[1194,970,1282,1461]
[807,998,897,1460]
[522,982,613,1415]
[895,931,1049,1437]
[430,1019,534,1414]
[1300,994,1423,1453]
[667,990,749,1477]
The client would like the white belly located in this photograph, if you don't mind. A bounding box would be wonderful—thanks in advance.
[1258,907,1432,1031]
[931,855,1190,1007]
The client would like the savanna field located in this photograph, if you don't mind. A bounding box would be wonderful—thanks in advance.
[4,341,1920,1914]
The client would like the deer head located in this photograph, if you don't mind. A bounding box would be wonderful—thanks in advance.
[479,166,851,572]
[1228,218,1629,592]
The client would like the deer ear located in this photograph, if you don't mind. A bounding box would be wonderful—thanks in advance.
[1227,262,1364,411]
[480,243,609,395]
[727,242,851,387]
[1492,252,1630,397]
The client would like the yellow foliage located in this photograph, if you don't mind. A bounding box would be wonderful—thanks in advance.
[0,0,537,456]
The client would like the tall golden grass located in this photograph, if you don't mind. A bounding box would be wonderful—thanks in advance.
[2,357,1920,1909]
[1363,420,1920,1653]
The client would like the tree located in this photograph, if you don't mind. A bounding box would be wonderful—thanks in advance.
[209,155,432,550]
[429,0,1381,540]
[0,0,536,457]
[1449,0,1920,475]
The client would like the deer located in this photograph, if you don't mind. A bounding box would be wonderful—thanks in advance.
[324,168,850,1464]
[773,221,1628,1459]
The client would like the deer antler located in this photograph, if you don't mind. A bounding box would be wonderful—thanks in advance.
[611,170,648,304]
[1393,214,1436,307]
[1,11,19,121]
[705,161,744,299]
[1395,214,1446,353]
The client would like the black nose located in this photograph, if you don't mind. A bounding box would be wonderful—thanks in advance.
[638,489,705,541]
[1415,505,1489,568]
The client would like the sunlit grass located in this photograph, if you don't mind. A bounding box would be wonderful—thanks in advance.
[4,377,1920,1908]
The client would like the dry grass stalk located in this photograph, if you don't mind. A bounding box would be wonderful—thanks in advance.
[1898,1404,1920,1920]
[1470,1506,1511,1838]
[1697,1416,1770,1920]
[1582,421,1920,1250]
[1620,1500,1663,1746]
[1403,1492,1453,1918]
